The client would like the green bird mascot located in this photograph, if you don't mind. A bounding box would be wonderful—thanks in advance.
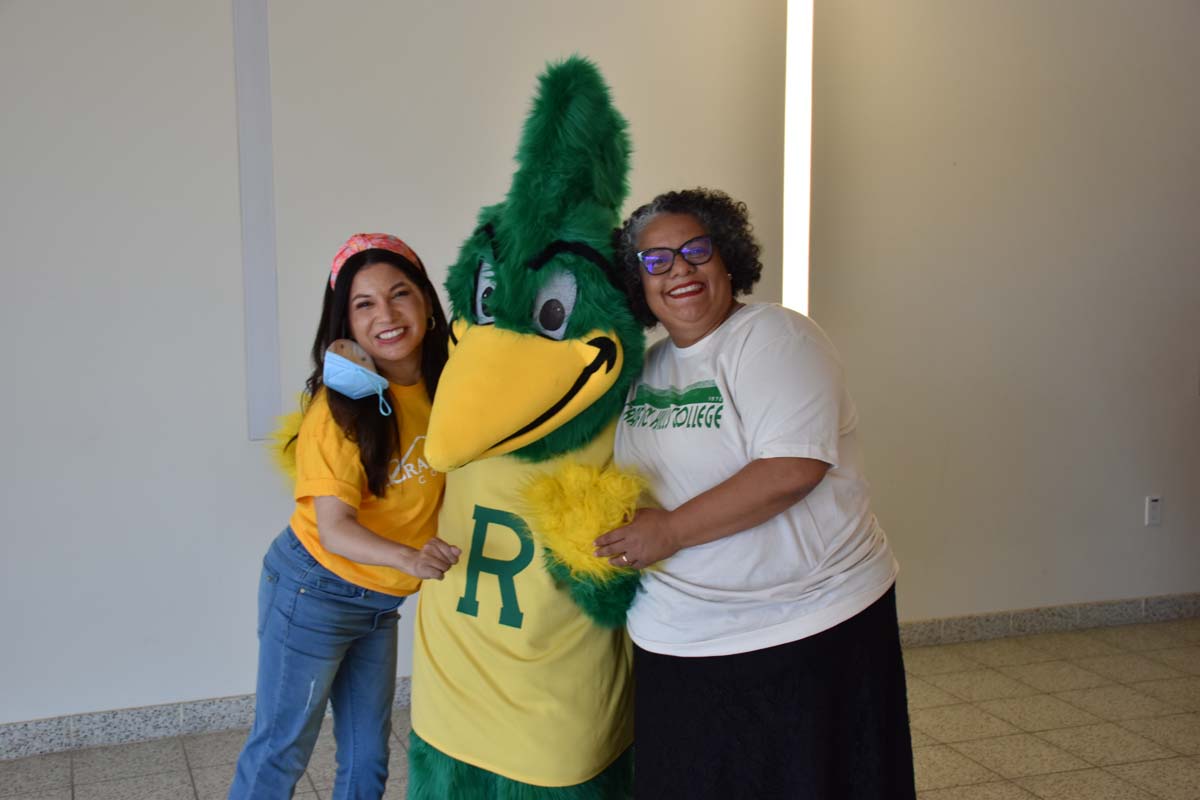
[407,57,646,799]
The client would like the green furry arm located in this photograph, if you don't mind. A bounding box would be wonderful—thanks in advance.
[543,553,641,629]
[522,461,645,627]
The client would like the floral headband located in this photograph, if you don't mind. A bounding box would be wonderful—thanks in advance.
[330,232,425,289]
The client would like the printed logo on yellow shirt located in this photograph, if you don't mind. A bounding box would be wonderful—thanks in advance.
[389,435,437,486]
[455,505,534,629]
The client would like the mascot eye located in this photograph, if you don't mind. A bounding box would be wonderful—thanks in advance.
[474,259,497,324]
[532,270,577,340]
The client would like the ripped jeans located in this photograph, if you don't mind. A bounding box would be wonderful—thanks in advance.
[229,528,405,800]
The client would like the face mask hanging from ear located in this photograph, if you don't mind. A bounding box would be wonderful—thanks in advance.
[322,340,392,416]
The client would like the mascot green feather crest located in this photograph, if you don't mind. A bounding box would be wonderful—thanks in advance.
[504,58,631,266]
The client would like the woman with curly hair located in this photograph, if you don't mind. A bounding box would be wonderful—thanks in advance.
[595,188,916,798]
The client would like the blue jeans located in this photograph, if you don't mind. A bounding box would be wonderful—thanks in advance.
[229,528,405,800]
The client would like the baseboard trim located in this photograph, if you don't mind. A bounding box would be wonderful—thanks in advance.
[898,591,1200,647]
[0,679,410,761]
[4,591,1197,760]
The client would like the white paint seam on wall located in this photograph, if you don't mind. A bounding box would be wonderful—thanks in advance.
[233,0,281,440]
[783,0,813,314]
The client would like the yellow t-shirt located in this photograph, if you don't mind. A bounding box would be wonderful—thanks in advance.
[289,383,443,596]
[411,422,633,787]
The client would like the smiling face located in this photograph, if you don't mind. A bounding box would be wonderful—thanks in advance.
[636,213,736,348]
[346,261,430,385]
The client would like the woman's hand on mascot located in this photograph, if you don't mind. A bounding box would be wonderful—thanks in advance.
[407,537,462,580]
[593,508,679,570]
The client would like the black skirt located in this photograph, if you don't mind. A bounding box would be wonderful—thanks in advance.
[633,585,916,800]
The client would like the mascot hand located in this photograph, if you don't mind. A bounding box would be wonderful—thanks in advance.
[522,462,645,627]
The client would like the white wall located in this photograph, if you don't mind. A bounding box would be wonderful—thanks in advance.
[0,0,283,724]
[811,0,1200,620]
[0,0,784,724]
[267,0,786,393]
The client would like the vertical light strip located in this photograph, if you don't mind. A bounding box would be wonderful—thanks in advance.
[232,0,281,440]
[783,0,814,314]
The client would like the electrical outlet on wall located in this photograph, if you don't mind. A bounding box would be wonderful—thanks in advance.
[1144,496,1162,527]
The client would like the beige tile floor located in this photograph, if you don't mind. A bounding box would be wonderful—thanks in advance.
[2,619,1198,799]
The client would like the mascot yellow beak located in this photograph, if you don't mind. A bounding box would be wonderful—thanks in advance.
[424,319,625,471]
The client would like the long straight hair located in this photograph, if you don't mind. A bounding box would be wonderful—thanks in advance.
[300,249,449,497]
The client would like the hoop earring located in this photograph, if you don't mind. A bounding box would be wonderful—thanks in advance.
[427,316,436,329]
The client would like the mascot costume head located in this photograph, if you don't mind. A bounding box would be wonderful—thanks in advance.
[408,57,645,799]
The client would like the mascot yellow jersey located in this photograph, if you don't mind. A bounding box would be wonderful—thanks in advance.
[412,424,632,786]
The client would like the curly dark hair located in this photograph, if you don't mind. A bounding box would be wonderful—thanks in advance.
[614,187,763,328]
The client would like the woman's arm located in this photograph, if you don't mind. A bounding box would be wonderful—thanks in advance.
[314,495,460,579]
[593,457,829,568]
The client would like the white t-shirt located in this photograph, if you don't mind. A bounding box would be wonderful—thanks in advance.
[615,303,898,657]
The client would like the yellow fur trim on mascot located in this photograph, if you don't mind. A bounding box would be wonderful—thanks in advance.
[267,405,305,482]
[521,462,645,582]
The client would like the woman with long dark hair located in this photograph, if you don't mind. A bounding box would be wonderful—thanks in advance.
[230,233,459,800]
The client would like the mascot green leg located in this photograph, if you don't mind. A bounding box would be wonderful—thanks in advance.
[407,731,632,800]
